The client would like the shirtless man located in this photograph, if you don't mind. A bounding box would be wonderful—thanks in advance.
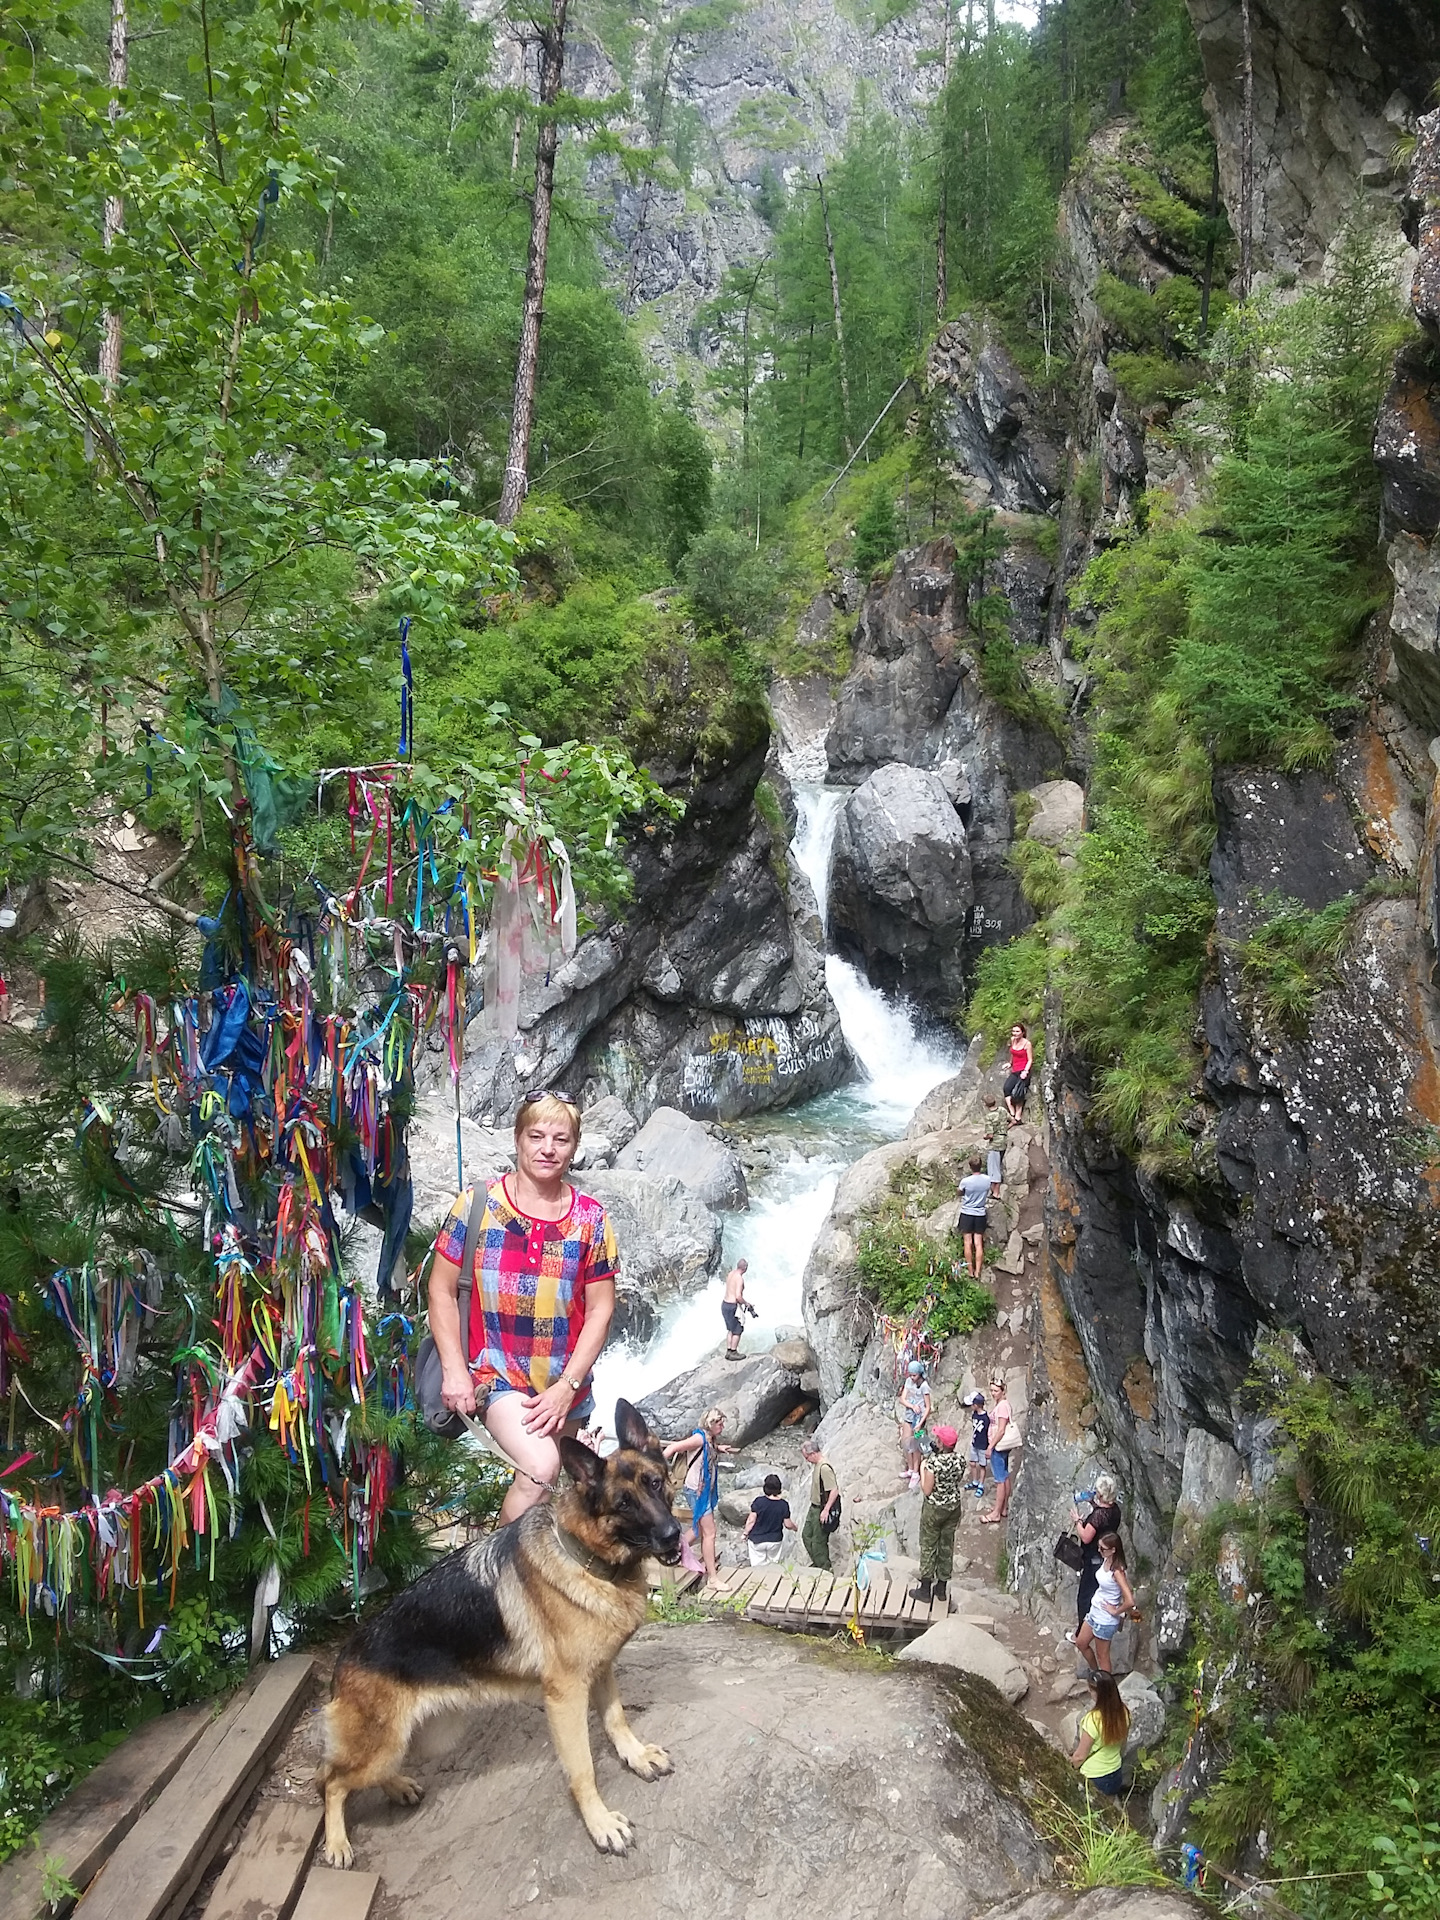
[722,1258,751,1359]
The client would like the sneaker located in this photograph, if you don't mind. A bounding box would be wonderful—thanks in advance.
[1064,1630,1079,1644]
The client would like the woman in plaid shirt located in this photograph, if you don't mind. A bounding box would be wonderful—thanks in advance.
[428,1092,618,1524]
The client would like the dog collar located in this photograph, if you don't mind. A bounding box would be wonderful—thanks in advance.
[552,1518,629,1584]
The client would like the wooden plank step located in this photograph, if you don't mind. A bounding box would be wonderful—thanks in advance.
[203,1798,322,1920]
[0,1708,210,1920]
[801,1575,834,1617]
[818,1582,855,1622]
[785,1573,822,1617]
[858,1575,888,1618]
[707,1567,748,1598]
[881,1575,910,1621]
[76,1655,316,1920]
[753,1573,797,1620]
[744,1569,784,1614]
[291,1868,380,1920]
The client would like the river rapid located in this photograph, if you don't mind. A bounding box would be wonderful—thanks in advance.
[592,784,961,1416]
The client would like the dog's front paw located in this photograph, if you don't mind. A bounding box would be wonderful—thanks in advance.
[624,1742,671,1781]
[383,1773,424,1805]
[585,1805,634,1855]
[322,1837,355,1870]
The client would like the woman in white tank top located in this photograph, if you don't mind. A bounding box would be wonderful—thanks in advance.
[1071,1532,1133,1675]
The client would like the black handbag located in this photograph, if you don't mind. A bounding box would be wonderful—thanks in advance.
[414,1187,483,1438]
[820,1494,843,1534]
[1053,1531,1086,1573]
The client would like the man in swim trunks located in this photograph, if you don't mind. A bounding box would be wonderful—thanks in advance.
[722,1258,750,1359]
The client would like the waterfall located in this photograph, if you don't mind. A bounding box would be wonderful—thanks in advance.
[790,780,961,1129]
[592,775,961,1419]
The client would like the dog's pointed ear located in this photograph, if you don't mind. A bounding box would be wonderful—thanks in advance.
[558,1436,605,1495]
[614,1399,652,1454]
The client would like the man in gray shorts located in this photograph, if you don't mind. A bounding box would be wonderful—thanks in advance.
[722,1258,750,1358]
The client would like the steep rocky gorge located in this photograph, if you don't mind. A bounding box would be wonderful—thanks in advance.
[786,3,1440,1802]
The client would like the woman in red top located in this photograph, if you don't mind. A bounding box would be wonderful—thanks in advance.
[428,1091,618,1525]
[1004,1023,1033,1121]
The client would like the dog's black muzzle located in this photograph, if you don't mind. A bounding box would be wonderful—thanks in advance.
[652,1520,683,1566]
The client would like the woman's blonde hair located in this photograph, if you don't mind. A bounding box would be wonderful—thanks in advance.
[514,1091,581,1141]
[1094,1473,1118,1504]
[701,1406,725,1430]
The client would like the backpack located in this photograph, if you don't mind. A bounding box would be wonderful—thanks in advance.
[414,1187,485,1439]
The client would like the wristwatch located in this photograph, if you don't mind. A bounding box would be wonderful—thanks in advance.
[565,1375,583,1393]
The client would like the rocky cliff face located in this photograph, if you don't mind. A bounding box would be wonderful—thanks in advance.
[492,0,948,378]
[823,524,1065,1011]
[1183,0,1440,278]
[451,734,850,1126]
[1009,105,1440,1625]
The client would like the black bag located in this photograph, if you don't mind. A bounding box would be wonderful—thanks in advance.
[820,1484,843,1534]
[1053,1531,1086,1573]
[414,1187,483,1439]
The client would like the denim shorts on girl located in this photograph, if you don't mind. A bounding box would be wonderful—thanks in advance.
[990,1447,1010,1483]
[1087,1611,1121,1641]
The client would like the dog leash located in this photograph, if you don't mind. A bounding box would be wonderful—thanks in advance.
[454,1410,556,1491]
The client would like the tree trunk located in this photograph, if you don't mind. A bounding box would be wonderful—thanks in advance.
[1238,0,1255,299]
[1198,144,1220,340]
[797,317,814,461]
[497,0,568,526]
[816,173,853,458]
[99,0,127,401]
[935,0,950,326]
[1057,0,1071,177]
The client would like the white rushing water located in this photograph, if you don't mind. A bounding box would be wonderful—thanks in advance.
[592,781,960,1420]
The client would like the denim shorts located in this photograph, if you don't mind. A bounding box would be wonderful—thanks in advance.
[990,1447,1010,1483]
[486,1375,596,1426]
[1087,1611,1121,1641]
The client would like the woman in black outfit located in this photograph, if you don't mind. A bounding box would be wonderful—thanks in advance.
[1071,1474,1122,1631]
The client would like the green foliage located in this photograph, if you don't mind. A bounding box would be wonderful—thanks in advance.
[1097,272,1166,349]
[1370,1781,1440,1919]
[966,930,1050,1062]
[155,1597,246,1709]
[1183,1350,1440,1908]
[0,1700,80,1865]
[1033,1789,1172,1889]
[856,1209,997,1341]
[1109,350,1202,409]
[852,485,901,576]
[1235,892,1362,1035]
[681,527,795,645]
[1009,836,1068,916]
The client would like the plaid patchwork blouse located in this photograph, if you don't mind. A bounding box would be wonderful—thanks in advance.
[435,1178,619,1396]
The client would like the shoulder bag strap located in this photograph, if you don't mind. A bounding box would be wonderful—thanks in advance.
[456,1184,484,1362]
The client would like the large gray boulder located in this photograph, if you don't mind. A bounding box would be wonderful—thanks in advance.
[1024,780,1084,854]
[897,1617,1031,1705]
[578,1095,640,1166]
[581,1171,722,1344]
[635,1347,815,1449]
[1119,1672,1166,1762]
[614,1106,748,1210]
[827,763,973,1006]
[322,1621,1065,1916]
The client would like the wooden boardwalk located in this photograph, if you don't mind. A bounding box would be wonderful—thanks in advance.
[653,1563,947,1635]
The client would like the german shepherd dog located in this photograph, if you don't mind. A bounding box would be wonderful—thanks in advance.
[318,1399,681,1867]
